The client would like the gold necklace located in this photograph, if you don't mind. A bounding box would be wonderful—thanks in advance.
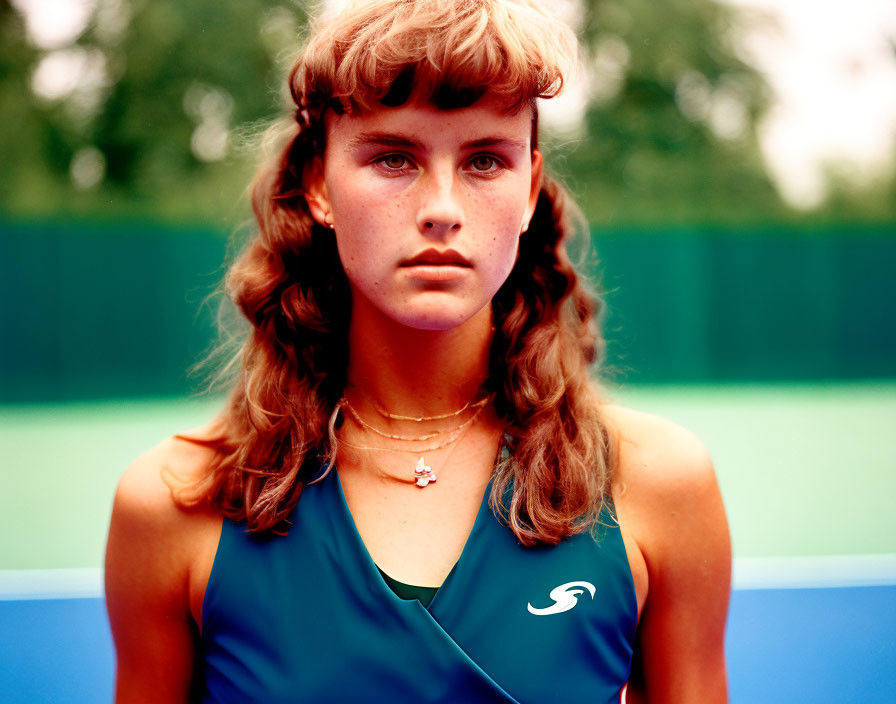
[340,393,491,443]
[342,397,439,441]
[336,397,490,487]
[374,394,489,422]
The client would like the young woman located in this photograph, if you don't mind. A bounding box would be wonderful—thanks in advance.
[105,0,731,701]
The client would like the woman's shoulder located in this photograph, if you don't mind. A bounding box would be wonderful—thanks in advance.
[601,404,730,566]
[110,420,224,543]
[107,420,224,605]
[597,402,723,552]
[598,402,714,488]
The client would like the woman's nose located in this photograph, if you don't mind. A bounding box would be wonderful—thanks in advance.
[415,163,464,238]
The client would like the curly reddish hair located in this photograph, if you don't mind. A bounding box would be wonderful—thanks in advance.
[166,0,618,546]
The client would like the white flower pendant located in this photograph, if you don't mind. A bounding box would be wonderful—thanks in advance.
[414,457,436,488]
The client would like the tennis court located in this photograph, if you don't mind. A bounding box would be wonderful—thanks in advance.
[2,381,893,702]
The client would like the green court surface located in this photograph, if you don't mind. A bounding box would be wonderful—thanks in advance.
[1,381,894,570]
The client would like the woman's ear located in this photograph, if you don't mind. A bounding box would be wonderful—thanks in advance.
[521,149,544,234]
[303,157,334,228]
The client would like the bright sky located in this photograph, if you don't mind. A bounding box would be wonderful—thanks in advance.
[12,0,896,209]
[722,0,896,207]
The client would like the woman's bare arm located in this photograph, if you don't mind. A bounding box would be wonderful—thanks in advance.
[616,411,732,703]
[105,445,199,703]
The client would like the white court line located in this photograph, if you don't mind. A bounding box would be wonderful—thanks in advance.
[1,555,895,600]
[0,568,104,600]
[732,554,896,590]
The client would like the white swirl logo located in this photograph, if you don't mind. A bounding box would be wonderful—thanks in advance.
[527,581,596,615]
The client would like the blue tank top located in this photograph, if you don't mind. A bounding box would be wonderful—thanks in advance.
[199,467,638,703]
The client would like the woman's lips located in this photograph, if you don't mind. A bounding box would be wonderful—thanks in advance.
[399,248,473,268]
[400,263,471,282]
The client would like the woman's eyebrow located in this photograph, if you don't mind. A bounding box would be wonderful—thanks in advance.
[346,132,425,152]
[461,136,528,153]
[345,131,527,154]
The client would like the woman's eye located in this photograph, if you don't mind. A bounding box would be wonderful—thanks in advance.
[378,154,410,170]
[470,155,500,172]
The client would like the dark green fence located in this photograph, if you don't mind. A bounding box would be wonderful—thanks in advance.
[1,221,225,402]
[595,226,896,383]
[2,220,894,402]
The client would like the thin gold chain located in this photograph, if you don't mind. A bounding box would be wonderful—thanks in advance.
[337,398,490,454]
[342,396,441,441]
[373,394,490,421]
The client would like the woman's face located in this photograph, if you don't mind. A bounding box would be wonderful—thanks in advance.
[305,92,542,331]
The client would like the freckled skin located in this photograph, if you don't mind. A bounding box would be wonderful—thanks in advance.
[306,94,542,333]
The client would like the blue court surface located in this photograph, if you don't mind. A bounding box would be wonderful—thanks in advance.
[0,581,893,703]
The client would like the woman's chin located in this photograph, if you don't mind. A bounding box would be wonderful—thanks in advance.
[394,311,475,332]
[388,300,489,333]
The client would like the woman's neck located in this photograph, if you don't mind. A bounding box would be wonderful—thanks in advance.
[345,297,493,419]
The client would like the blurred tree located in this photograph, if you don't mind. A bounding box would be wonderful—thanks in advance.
[2,0,307,225]
[813,153,896,222]
[0,1,52,212]
[558,0,789,225]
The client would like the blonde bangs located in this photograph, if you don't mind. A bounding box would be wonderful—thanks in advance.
[295,0,578,113]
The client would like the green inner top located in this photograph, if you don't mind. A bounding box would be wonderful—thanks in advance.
[376,565,439,607]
